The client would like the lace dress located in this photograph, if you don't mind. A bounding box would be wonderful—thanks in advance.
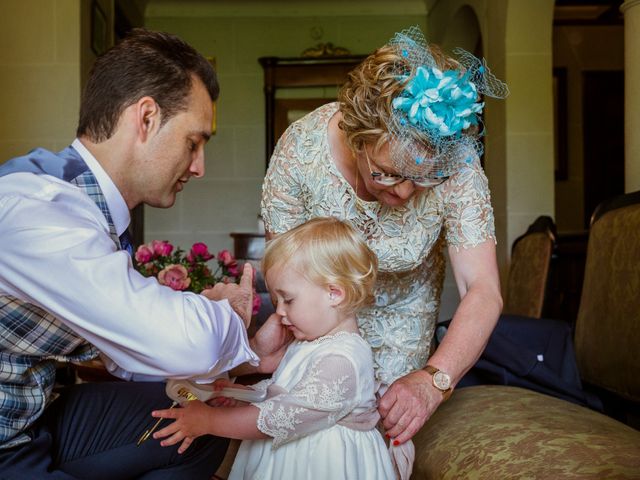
[261,102,496,386]
[228,332,395,480]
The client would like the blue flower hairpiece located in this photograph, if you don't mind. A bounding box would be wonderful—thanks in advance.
[385,26,509,178]
[392,66,484,138]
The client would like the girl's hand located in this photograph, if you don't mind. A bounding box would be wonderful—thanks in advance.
[212,378,240,390]
[251,313,293,373]
[207,378,250,407]
[152,400,214,454]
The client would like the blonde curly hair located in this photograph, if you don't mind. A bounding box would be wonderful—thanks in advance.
[338,44,460,155]
[262,217,377,316]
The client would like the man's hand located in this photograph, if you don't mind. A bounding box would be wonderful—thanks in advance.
[201,263,253,328]
[378,369,441,445]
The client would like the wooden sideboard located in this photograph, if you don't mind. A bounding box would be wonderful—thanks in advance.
[258,55,366,167]
[230,232,266,261]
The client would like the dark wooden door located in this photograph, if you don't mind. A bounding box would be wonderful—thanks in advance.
[582,70,624,227]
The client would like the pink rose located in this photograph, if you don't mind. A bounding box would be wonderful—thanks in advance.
[158,264,191,291]
[152,240,174,257]
[217,250,235,266]
[188,242,213,262]
[134,244,153,264]
[252,291,262,316]
[141,262,158,276]
[227,263,239,277]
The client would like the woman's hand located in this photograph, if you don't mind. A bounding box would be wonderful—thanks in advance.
[378,369,442,445]
[152,400,214,454]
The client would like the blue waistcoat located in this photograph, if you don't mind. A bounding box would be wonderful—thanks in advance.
[0,146,122,449]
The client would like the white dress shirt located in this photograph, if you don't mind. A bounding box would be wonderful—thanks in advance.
[0,141,258,381]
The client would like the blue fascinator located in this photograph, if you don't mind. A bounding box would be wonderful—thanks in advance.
[387,26,509,178]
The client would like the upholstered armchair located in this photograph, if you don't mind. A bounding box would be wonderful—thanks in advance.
[412,192,640,479]
[503,216,556,318]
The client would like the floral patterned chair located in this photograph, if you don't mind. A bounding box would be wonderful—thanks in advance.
[412,191,640,479]
[503,215,556,318]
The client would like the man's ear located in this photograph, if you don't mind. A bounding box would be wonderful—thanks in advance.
[135,96,161,141]
[328,284,346,307]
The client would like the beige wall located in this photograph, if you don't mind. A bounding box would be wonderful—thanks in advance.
[504,0,556,256]
[0,0,112,162]
[0,0,82,160]
[144,5,428,254]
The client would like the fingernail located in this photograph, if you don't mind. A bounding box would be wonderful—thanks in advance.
[393,440,400,446]
[385,433,390,438]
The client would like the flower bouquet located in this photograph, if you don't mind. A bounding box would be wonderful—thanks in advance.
[134,240,261,316]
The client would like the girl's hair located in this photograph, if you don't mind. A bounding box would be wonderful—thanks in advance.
[337,44,459,154]
[262,217,378,315]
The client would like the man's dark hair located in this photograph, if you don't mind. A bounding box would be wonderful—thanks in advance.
[77,28,219,142]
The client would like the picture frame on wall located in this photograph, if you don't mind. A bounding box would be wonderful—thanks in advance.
[91,1,108,56]
[207,56,218,135]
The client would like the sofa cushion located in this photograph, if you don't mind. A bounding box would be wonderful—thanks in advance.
[412,385,640,479]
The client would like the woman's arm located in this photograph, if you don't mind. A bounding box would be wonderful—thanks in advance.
[379,240,502,445]
[152,401,268,453]
[433,240,503,383]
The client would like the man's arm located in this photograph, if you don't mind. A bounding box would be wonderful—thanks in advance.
[0,176,258,380]
[379,240,502,444]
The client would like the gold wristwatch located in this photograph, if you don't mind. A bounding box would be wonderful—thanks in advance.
[424,365,453,401]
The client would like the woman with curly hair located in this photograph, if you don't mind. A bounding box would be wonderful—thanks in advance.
[260,26,509,477]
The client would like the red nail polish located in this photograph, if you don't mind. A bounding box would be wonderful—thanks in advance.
[393,440,400,446]
[385,433,390,438]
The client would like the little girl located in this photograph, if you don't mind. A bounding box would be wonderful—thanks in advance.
[152,217,395,479]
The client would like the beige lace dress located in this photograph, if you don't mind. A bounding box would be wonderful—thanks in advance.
[261,102,495,386]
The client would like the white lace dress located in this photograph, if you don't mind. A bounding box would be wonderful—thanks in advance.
[261,102,496,387]
[228,332,395,480]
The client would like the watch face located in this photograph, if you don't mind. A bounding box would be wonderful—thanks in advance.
[433,371,451,390]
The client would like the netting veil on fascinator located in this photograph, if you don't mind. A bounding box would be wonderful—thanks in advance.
[387,26,509,178]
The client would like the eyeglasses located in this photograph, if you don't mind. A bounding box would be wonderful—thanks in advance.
[363,149,449,188]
